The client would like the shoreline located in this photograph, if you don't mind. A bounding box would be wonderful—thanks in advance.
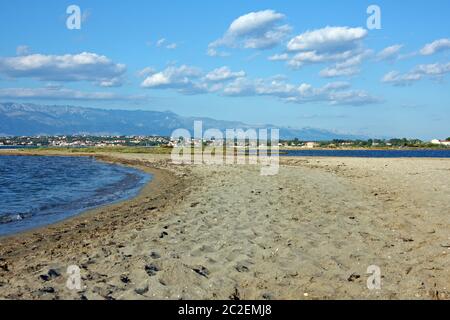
[0,152,192,295]
[0,153,159,240]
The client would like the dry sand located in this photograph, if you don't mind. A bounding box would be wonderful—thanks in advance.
[0,151,449,300]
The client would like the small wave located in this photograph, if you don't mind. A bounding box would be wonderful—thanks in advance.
[0,155,151,236]
[0,212,32,225]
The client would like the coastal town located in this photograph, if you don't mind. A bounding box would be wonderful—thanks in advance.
[0,135,449,149]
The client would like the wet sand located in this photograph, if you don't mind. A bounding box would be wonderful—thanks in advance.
[0,151,449,300]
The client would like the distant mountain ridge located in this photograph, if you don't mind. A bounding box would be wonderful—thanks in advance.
[0,102,365,140]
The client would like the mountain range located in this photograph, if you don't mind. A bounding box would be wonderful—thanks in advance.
[0,102,365,140]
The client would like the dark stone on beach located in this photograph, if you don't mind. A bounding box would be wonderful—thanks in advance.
[120,275,131,284]
[48,269,61,278]
[159,231,168,239]
[135,284,149,295]
[39,287,55,294]
[235,263,249,273]
[347,273,361,282]
[150,251,161,259]
[0,263,9,272]
[80,294,88,300]
[145,263,160,276]
[39,274,50,281]
[262,293,273,300]
[192,266,209,278]
[229,287,241,300]
[40,269,61,281]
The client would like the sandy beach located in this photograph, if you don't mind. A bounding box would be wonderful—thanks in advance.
[0,151,449,300]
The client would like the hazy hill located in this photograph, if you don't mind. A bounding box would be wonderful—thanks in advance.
[0,102,364,140]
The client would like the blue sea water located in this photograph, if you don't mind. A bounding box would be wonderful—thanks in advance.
[281,149,450,158]
[0,155,151,236]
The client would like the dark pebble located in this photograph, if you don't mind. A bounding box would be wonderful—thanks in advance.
[159,231,168,239]
[135,285,149,295]
[262,293,273,300]
[40,269,61,281]
[150,252,161,259]
[347,273,361,282]
[39,274,50,282]
[229,287,241,300]
[235,263,249,273]
[120,275,131,284]
[48,269,61,278]
[192,266,209,278]
[145,263,160,276]
[39,287,55,294]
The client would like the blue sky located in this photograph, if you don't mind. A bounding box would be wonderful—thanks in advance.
[0,0,449,139]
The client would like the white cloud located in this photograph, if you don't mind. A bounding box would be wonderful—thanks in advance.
[287,26,367,53]
[420,38,450,56]
[376,44,403,61]
[285,48,371,78]
[204,66,245,82]
[415,62,450,75]
[0,52,126,87]
[223,77,379,106]
[137,67,156,78]
[0,87,145,101]
[319,50,371,78]
[141,65,201,89]
[154,38,178,50]
[382,71,421,86]
[208,10,291,56]
[228,10,285,36]
[268,53,289,61]
[156,38,166,47]
[207,48,230,57]
[140,64,379,106]
[382,62,450,86]
[141,64,216,94]
[140,65,248,94]
[327,90,381,106]
[319,66,359,78]
[141,65,247,91]
[274,26,370,78]
[166,43,177,50]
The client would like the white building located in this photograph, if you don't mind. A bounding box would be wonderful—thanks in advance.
[302,142,319,149]
[431,139,450,146]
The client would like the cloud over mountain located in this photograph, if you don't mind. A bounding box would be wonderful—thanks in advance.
[140,63,379,106]
[382,62,450,86]
[420,38,450,56]
[0,52,126,87]
[376,44,403,61]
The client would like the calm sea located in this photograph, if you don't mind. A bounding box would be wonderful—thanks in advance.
[281,149,450,158]
[0,155,151,236]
